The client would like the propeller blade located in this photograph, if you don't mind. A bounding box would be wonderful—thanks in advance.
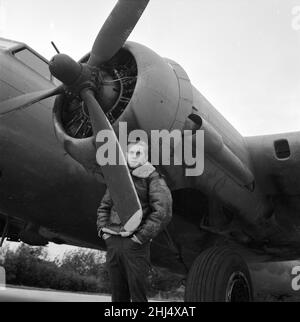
[0,86,64,116]
[88,0,150,67]
[81,89,143,232]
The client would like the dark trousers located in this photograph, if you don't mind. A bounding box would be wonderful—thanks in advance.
[105,235,151,302]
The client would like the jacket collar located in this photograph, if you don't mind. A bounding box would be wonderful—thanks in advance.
[131,162,156,179]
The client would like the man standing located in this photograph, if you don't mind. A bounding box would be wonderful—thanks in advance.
[97,141,172,302]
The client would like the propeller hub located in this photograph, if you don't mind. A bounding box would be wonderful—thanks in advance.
[49,54,82,86]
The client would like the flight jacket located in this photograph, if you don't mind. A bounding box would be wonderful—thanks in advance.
[96,162,173,244]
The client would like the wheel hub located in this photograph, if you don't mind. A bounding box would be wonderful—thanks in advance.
[226,271,251,302]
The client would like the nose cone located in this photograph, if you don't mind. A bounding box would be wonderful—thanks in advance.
[49,54,82,86]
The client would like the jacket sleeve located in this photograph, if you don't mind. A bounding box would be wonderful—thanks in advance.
[96,188,112,234]
[135,174,173,244]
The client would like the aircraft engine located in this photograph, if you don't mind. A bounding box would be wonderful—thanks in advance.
[52,42,193,176]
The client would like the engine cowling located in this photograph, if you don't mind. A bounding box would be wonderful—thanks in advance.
[53,42,193,186]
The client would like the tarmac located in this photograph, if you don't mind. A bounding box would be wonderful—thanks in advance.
[0,286,112,302]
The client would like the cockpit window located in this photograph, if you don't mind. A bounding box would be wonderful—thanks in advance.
[13,48,51,80]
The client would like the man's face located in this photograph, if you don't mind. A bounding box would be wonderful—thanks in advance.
[127,143,148,169]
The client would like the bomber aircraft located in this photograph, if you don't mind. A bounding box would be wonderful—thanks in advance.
[0,0,299,302]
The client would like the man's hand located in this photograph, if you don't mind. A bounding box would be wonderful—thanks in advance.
[98,229,111,240]
[131,235,143,245]
[102,233,111,240]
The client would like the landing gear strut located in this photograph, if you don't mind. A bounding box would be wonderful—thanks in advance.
[185,246,253,302]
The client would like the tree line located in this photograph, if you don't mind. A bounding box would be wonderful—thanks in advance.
[0,243,184,300]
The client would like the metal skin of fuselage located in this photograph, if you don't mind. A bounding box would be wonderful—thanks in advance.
[0,37,300,276]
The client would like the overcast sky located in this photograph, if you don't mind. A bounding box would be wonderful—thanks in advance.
[1,0,300,255]
[1,0,300,137]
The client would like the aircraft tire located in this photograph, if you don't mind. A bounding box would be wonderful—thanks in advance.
[184,246,253,302]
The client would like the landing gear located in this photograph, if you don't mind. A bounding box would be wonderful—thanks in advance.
[185,246,253,302]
